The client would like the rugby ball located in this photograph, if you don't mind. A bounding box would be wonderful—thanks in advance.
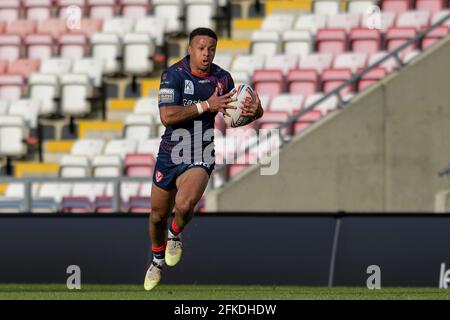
[222,83,256,128]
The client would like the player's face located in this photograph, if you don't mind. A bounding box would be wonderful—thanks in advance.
[188,35,217,72]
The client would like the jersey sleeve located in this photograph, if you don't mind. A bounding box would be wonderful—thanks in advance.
[158,69,182,107]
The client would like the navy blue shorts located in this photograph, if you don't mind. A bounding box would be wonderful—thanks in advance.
[152,151,215,191]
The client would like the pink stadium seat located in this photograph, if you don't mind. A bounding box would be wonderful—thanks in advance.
[381,0,413,14]
[88,0,117,20]
[299,53,334,73]
[228,164,249,179]
[7,59,41,77]
[24,0,53,21]
[321,68,354,95]
[0,60,7,73]
[257,111,291,136]
[0,35,22,62]
[94,196,114,213]
[74,18,103,37]
[252,70,284,97]
[287,69,319,96]
[58,33,88,60]
[416,0,447,13]
[385,27,418,55]
[421,25,449,49]
[38,19,68,39]
[396,11,431,30]
[25,34,54,60]
[333,53,368,72]
[349,28,382,54]
[120,0,151,19]
[0,0,21,23]
[6,20,38,37]
[0,74,25,100]
[357,67,387,91]
[369,51,399,73]
[124,153,156,177]
[0,22,5,34]
[316,28,348,54]
[293,109,322,134]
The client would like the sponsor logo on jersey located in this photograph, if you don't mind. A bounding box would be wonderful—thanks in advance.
[184,80,194,95]
[155,170,164,182]
[159,88,175,104]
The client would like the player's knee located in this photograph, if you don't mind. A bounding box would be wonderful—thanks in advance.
[150,210,167,225]
[174,195,196,216]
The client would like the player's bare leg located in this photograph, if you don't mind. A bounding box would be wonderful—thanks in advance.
[144,184,176,291]
[165,167,209,267]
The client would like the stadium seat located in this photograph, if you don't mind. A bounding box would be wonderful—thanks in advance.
[327,13,361,32]
[257,111,290,134]
[7,59,40,77]
[421,25,449,49]
[152,0,183,34]
[261,13,296,32]
[72,58,105,88]
[104,181,140,203]
[264,54,299,76]
[0,22,5,34]
[294,14,327,34]
[57,0,87,18]
[88,0,117,20]
[0,35,22,62]
[349,28,382,54]
[385,27,418,55]
[24,0,53,21]
[91,32,121,74]
[313,0,341,15]
[269,94,304,113]
[102,17,134,37]
[37,182,72,205]
[58,33,88,60]
[123,33,154,76]
[432,10,450,29]
[38,19,68,39]
[287,69,319,96]
[127,195,151,213]
[252,70,284,97]
[6,20,37,37]
[40,58,73,76]
[0,115,27,157]
[368,51,399,72]
[251,31,280,56]
[137,138,161,157]
[8,99,41,129]
[124,153,155,177]
[71,138,106,160]
[230,71,250,85]
[74,18,104,37]
[0,101,8,114]
[303,93,339,115]
[293,109,323,134]
[0,0,21,23]
[396,10,431,30]
[92,154,122,177]
[133,97,160,117]
[357,67,387,91]
[124,114,153,140]
[213,53,233,70]
[381,0,413,14]
[231,54,265,77]
[104,139,138,159]
[282,30,312,57]
[120,0,151,19]
[402,49,421,63]
[321,68,354,95]
[299,53,334,73]
[0,61,6,74]
[348,0,379,14]
[61,196,92,213]
[416,0,447,13]
[29,73,59,115]
[0,74,25,101]
[25,34,54,60]
[134,16,166,47]
[333,52,368,72]
[316,28,348,54]
[61,73,91,116]
[185,0,217,33]
[60,154,90,177]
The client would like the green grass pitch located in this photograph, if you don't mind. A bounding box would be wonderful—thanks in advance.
[0,284,449,300]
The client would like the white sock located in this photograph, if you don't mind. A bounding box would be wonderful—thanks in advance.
[153,257,165,267]
[168,229,182,239]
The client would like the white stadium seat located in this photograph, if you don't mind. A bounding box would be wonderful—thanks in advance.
[269,94,305,113]
[71,182,106,202]
[72,58,105,88]
[0,115,27,157]
[40,58,73,77]
[105,182,140,202]
[24,0,53,21]
[71,138,106,160]
[92,154,122,177]
[304,93,339,115]
[294,14,327,34]
[230,71,250,85]
[121,0,150,20]
[133,97,160,117]
[368,51,398,73]
[0,101,9,115]
[264,55,299,75]
[327,13,361,32]
[212,54,233,71]
[333,52,368,72]
[185,0,217,33]
[396,10,431,30]
[4,183,40,198]
[313,0,341,15]
[251,31,280,56]
[0,74,24,101]
[102,17,135,37]
[348,0,378,14]
[134,16,167,47]
[299,53,334,73]
[8,99,41,129]
[137,138,161,156]
[37,182,73,203]
[61,73,91,116]
[60,154,90,177]
[124,114,154,140]
[104,139,138,159]
[29,73,59,115]
[123,33,155,75]
[91,32,121,74]
[282,30,313,57]
[231,54,265,76]
[153,0,183,34]
[262,13,296,32]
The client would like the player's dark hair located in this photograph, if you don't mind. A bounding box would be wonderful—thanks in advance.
[189,28,218,44]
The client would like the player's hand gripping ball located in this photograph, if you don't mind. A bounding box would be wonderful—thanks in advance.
[222,83,256,128]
